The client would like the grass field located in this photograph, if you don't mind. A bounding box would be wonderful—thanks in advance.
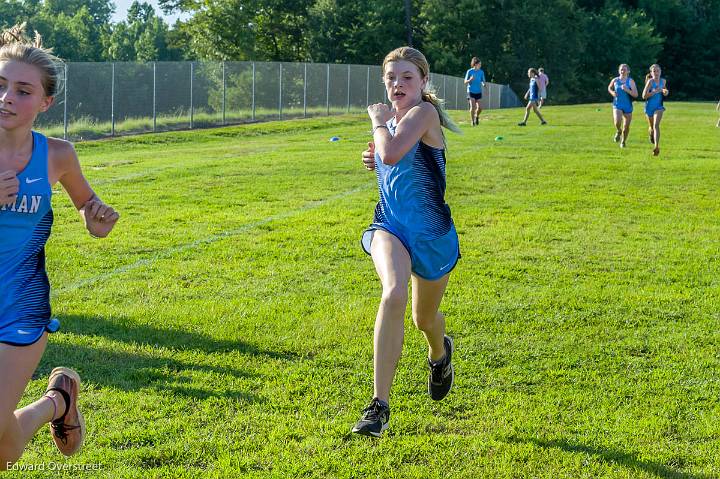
[13,102,720,478]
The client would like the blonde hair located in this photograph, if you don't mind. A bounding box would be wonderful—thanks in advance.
[0,23,62,97]
[645,63,661,83]
[383,47,460,134]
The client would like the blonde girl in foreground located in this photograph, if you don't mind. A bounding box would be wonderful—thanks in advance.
[0,23,118,468]
[356,47,460,437]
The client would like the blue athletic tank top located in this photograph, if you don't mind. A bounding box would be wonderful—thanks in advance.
[645,79,665,112]
[528,77,539,101]
[372,116,452,240]
[0,131,54,345]
[613,77,633,110]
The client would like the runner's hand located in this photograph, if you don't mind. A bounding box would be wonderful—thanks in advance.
[0,170,19,207]
[81,198,119,238]
[362,142,375,171]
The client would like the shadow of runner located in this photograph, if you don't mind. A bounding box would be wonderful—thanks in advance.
[52,314,299,359]
[506,436,714,479]
[34,314,300,402]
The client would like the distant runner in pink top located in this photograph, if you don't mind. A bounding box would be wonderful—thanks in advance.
[537,68,549,108]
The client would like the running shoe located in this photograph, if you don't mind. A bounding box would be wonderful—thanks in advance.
[46,368,85,456]
[352,398,390,437]
[613,131,621,142]
[428,335,455,401]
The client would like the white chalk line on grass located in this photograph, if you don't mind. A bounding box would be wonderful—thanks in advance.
[51,185,370,298]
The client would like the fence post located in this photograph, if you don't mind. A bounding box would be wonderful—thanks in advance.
[222,61,226,125]
[346,64,350,113]
[252,62,256,121]
[190,62,194,129]
[326,63,330,116]
[279,63,283,120]
[303,63,307,118]
[63,63,68,140]
[455,78,459,110]
[152,62,157,132]
[443,75,446,102]
[111,62,115,137]
[366,66,370,107]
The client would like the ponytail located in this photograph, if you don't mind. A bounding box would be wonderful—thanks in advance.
[421,88,461,134]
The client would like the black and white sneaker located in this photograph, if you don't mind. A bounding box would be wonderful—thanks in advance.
[613,131,621,142]
[428,335,454,401]
[352,398,390,437]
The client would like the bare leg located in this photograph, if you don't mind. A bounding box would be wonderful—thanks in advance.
[0,334,65,470]
[652,110,663,155]
[411,273,451,361]
[532,103,546,123]
[468,99,475,124]
[520,103,532,124]
[613,109,623,140]
[646,115,654,145]
[622,112,632,145]
[370,230,412,404]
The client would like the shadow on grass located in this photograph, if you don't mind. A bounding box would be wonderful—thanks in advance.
[37,314,300,402]
[506,436,712,479]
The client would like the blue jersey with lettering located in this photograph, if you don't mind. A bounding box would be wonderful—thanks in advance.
[612,77,634,113]
[465,68,485,94]
[645,78,666,116]
[0,131,55,345]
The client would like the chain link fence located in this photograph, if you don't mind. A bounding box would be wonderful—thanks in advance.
[35,61,522,141]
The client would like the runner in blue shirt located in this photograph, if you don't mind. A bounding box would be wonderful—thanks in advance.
[518,68,547,126]
[607,63,638,148]
[642,64,669,156]
[0,23,119,467]
[355,47,461,437]
[464,57,485,126]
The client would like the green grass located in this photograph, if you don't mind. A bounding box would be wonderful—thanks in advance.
[12,102,720,478]
[37,107,368,141]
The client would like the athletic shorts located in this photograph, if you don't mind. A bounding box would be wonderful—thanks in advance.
[539,90,547,100]
[645,105,665,117]
[613,105,633,114]
[361,223,460,281]
[467,92,483,100]
[0,317,60,346]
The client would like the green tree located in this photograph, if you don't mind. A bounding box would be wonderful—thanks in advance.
[28,7,102,61]
[306,0,409,64]
[579,3,663,102]
[105,1,181,61]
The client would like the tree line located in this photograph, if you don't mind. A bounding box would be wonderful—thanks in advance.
[1,0,718,102]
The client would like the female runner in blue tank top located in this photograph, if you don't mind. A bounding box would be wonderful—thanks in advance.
[642,64,669,156]
[0,24,118,468]
[518,68,547,126]
[354,47,461,437]
[607,64,638,148]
